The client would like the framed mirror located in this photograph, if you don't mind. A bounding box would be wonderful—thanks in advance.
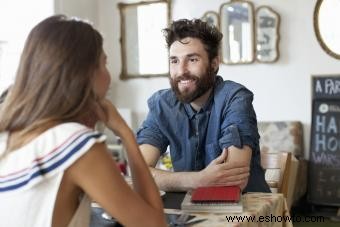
[314,0,340,59]
[118,1,170,79]
[255,6,280,63]
[201,11,219,29]
[219,0,255,64]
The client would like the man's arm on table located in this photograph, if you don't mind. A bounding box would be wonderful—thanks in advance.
[139,144,251,192]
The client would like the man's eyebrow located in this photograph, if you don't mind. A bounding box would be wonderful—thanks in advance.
[187,53,201,58]
[169,53,201,59]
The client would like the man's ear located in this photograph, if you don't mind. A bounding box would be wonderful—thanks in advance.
[211,56,220,73]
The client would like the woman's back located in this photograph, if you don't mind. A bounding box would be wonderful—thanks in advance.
[0,122,105,227]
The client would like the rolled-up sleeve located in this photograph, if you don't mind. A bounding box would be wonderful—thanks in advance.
[218,88,259,152]
[136,96,169,154]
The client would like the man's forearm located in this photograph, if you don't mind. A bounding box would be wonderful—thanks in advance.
[149,167,199,192]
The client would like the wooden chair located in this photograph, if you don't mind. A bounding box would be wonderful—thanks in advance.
[261,152,292,198]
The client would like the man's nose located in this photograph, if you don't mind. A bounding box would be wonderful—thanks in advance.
[177,61,189,76]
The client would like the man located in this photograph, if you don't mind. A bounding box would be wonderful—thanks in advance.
[137,19,270,193]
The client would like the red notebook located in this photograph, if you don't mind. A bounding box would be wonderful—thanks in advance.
[191,186,241,203]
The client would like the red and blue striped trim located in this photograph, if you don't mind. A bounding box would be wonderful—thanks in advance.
[0,129,105,192]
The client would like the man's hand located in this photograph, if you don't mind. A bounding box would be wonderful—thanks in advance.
[196,149,250,189]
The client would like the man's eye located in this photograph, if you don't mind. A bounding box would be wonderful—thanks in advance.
[170,59,178,64]
[189,58,198,62]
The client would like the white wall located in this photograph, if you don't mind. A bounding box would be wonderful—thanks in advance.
[0,0,54,93]
[55,0,98,26]
[0,0,95,93]
[58,0,340,159]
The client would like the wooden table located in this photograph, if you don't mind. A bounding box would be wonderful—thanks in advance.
[90,192,292,227]
[164,192,293,227]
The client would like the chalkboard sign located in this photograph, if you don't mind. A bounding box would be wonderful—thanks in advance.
[308,75,340,206]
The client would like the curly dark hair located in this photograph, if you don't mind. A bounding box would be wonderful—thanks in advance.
[163,19,223,61]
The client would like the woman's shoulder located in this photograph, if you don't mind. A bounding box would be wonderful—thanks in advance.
[48,122,92,133]
[34,122,106,156]
[0,122,106,193]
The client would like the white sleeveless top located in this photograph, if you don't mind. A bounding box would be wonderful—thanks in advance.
[0,122,106,227]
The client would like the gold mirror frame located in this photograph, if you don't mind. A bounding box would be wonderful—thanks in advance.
[255,6,280,63]
[314,0,340,59]
[118,0,171,79]
[219,0,255,65]
[201,11,219,29]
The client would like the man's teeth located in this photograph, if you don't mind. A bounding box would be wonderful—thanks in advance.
[180,79,193,84]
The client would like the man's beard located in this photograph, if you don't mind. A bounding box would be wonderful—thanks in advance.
[170,66,215,103]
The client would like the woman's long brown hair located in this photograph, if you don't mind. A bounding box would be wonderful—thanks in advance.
[0,15,103,138]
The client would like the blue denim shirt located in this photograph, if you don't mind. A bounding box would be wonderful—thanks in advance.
[137,76,270,192]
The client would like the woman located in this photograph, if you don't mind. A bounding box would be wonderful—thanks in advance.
[0,15,166,227]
